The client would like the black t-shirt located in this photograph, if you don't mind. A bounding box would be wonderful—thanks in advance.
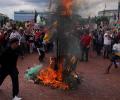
[0,47,19,71]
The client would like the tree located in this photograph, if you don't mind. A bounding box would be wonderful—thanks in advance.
[95,16,109,26]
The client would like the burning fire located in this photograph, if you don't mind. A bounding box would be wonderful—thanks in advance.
[61,0,73,16]
[37,57,69,90]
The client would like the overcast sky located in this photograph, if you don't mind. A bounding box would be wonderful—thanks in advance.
[0,0,118,19]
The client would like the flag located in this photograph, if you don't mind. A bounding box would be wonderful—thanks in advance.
[34,10,38,23]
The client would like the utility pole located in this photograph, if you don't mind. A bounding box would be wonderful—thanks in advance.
[118,1,120,21]
[103,3,106,16]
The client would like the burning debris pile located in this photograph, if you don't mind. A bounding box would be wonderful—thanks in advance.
[37,57,69,90]
[25,56,81,90]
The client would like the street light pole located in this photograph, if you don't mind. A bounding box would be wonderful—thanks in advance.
[103,3,106,16]
[118,1,120,21]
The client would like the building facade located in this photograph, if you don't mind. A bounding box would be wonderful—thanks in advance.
[14,11,49,22]
[0,13,9,27]
[98,10,119,21]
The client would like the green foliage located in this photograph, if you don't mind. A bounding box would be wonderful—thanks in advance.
[95,16,109,25]
[79,18,89,25]
[0,16,9,26]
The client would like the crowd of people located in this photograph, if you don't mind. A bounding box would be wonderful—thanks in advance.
[0,21,55,62]
[92,27,120,57]
[79,26,120,61]
[1,21,120,67]
[79,25,120,74]
[1,21,120,64]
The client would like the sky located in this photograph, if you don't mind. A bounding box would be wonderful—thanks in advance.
[0,0,118,19]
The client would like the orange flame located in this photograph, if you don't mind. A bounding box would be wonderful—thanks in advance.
[61,0,73,16]
[37,58,69,90]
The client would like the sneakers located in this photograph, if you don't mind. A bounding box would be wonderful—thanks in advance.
[12,96,22,100]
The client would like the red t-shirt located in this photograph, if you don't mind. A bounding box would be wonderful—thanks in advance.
[35,32,41,40]
[81,34,92,47]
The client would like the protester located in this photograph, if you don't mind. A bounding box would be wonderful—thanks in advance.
[9,28,21,40]
[0,38,22,100]
[0,29,5,53]
[28,32,35,54]
[80,30,92,62]
[43,31,53,52]
[103,31,112,58]
[95,30,103,56]
[19,27,26,58]
[106,40,120,74]
[35,29,41,41]
[35,32,45,62]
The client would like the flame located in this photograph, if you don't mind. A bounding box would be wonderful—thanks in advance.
[37,61,69,90]
[61,0,73,16]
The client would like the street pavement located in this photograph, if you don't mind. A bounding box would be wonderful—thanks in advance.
[0,52,120,100]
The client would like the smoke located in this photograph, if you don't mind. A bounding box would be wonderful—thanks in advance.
[75,0,118,17]
[51,0,118,17]
[49,0,81,59]
[50,0,118,59]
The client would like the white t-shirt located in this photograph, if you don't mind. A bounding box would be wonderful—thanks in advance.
[9,31,21,40]
[104,33,111,45]
[113,43,120,52]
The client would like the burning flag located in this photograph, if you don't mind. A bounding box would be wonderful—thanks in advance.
[37,57,69,90]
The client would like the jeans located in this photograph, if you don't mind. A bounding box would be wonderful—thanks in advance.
[96,43,103,56]
[106,55,120,73]
[103,45,111,58]
[0,68,19,97]
[81,46,89,61]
